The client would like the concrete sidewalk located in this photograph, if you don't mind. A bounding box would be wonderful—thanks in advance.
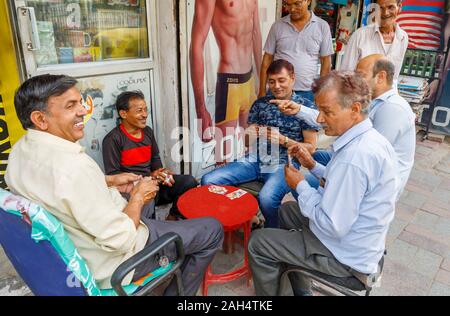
[1,133,449,296]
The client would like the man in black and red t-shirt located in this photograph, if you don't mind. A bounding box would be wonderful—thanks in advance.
[102,91,198,220]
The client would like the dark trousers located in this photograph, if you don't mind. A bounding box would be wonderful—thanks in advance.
[248,201,352,296]
[133,216,224,296]
[156,175,198,217]
[121,175,198,219]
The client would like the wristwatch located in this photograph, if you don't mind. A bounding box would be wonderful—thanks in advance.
[284,136,289,147]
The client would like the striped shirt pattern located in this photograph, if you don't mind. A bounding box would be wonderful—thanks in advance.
[397,0,446,51]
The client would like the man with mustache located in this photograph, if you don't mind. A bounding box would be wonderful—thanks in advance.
[6,75,223,295]
[248,71,399,296]
[102,90,198,221]
[340,0,408,82]
[275,56,416,197]
[201,60,319,229]
[259,0,333,102]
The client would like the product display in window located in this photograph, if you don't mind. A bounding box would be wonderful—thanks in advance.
[24,0,149,66]
[35,21,58,65]
[335,0,359,52]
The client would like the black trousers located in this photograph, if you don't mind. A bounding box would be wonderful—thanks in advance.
[155,174,198,217]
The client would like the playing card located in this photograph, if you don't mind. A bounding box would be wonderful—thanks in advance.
[208,185,228,195]
[160,172,174,184]
[226,189,247,200]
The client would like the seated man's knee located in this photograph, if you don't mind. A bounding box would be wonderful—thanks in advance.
[278,201,298,223]
[183,175,198,189]
[248,229,262,252]
[258,189,283,211]
[200,173,212,186]
[204,217,224,245]
[200,167,234,186]
[248,229,267,257]
[200,171,218,186]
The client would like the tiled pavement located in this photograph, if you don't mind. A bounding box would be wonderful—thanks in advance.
[1,132,449,296]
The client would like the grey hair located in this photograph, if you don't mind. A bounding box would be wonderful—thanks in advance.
[311,70,371,115]
[373,59,395,86]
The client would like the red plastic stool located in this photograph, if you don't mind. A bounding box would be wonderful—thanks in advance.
[177,185,258,296]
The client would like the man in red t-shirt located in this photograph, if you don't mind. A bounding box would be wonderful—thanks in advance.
[102,91,198,220]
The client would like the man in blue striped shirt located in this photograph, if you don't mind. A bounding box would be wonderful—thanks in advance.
[248,71,399,296]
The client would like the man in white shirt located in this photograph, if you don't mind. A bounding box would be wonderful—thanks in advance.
[340,0,408,81]
[248,71,398,296]
[6,74,223,295]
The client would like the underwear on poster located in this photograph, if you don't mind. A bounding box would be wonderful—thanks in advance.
[215,69,257,124]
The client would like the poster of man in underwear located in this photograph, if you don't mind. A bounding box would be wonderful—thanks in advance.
[188,0,278,175]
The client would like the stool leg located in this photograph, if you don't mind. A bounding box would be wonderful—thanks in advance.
[202,265,212,296]
[223,231,234,254]
[244,220,252,286]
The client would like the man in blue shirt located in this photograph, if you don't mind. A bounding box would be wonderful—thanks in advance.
[201,60,319,228]
[277,56,415,196]
[248,71,399,296]
[356,54,416,195]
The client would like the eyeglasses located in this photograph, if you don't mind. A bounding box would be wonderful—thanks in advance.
[285,0,308,8]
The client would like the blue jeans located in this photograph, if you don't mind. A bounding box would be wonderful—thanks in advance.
[201,160,299,228]
[294,90,314,103]
[305,150,333,189]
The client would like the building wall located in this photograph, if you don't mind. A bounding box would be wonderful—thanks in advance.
[154,0,182,173]
[0,0,25,188]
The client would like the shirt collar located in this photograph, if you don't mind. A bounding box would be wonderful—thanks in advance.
[369,88,397,113]
[373,23,407,41]
[331,119,373,153]
[26,129,85,154]
[284,11,317,28]
[374,88,397,103]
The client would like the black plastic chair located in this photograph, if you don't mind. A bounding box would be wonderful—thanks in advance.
[279,254,385,296]
[111,233,185,296]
